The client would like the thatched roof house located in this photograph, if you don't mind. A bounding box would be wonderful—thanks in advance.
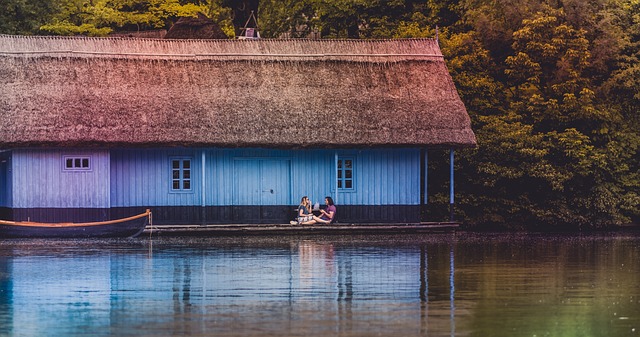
[0,34,476,149]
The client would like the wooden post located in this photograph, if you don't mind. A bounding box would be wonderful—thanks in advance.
[334,151,339,204]
[201,150,206,208]
[449,149,455,221]
[420,148,429,222]
[424,149,428,205]
[201,150,206,225]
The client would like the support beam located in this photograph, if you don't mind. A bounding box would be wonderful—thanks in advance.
[201,150,206,225]
[424,149,429,205]
[335,151,339,205]
[201,150,206,208]
[449,149,455,221]
[420,148,429,205]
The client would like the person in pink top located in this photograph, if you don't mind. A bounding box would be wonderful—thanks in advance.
[313,196,336,224]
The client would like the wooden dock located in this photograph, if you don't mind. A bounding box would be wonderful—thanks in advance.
[144,222,459,236]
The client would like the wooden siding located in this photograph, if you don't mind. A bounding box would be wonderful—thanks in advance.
[12,149,110,208]
[232,159,291,206]
[110,149,202,207]
[336,149,420,206]
[208,148,336,207]
[0,153,10,207]
[110,148,420,207]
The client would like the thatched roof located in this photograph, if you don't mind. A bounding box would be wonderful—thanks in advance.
[0,34,476,148]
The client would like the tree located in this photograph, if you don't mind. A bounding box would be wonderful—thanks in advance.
[594,0,640,224]
[39,0,220,36]
[258,0,316,37]
[455,4,638,228]
[257,0,453,39]
[0,0,59,35]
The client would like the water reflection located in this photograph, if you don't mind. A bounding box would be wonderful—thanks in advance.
[0,233,638,336]
[298,241,336,293]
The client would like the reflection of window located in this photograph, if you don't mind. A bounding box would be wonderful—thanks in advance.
[63,156,91,171]
[337,157,354,190]
[171,158,191,191]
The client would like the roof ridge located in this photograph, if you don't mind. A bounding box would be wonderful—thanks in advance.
[0,34,442,61]
[0,34,436,42]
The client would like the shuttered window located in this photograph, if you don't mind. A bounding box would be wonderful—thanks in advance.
[171,158,192,191]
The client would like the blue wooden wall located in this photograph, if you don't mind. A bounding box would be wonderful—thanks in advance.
[0,152,10,208]
[11,149,110,208]
[110,148,420,207]
[110,148,202,207]
[5,147,423,222]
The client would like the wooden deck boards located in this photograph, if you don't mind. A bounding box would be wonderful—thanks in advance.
[144,222,459,236]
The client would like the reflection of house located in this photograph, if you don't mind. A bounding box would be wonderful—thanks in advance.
[298,241,335,288]
[0,35,476,224]
[1,241,456,335]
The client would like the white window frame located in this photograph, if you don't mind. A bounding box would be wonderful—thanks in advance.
[62,155,92,172]
[337,157,355,191]
[170,157,193,192]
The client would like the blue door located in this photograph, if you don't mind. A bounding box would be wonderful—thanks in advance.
[232,159,290,222]
[259,160,290,205]
[233,160,260,206]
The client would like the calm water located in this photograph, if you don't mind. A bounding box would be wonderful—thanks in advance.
[0,232,638,337]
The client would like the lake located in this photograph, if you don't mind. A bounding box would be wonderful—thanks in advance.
[0,232,638,336]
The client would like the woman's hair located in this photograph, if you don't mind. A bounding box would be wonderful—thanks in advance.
[325,196,334,206]
[300,196,311,212]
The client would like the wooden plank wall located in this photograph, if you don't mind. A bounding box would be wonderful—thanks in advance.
[110,148,421,207]
[110,148,201,207]
[11,149,110,208]
[0,153,10,207]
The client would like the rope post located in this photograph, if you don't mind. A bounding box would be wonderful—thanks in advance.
[149,210,153,232]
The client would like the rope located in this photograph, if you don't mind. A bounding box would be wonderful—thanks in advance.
[0,209,151,227]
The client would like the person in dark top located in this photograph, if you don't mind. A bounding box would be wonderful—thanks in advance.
[313,196,336,224]
[294,196,315,225]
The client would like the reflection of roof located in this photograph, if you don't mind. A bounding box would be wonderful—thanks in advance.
[0,35,476,148]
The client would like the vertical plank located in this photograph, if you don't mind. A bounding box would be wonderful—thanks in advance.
[11,149,110,208]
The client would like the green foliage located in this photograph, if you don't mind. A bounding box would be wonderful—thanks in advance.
[38,0,211,36]
[206,0,234,37]
[393,13,432,38]
[40,20,112,36]
[258,0,443,39]
[259,0,317,37]
[0,0,59,35]
[454,1,639,229]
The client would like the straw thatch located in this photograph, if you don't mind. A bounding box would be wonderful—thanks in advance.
[0,34,476,148]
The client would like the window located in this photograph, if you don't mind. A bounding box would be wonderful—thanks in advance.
[337,157,354,190]
[63,156,91,171]
[171,158,191,191]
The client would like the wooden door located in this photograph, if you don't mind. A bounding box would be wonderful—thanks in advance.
[232,159,290,222]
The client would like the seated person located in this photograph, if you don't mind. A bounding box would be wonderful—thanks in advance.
[312,196,336,224]
[294,196,315,225]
